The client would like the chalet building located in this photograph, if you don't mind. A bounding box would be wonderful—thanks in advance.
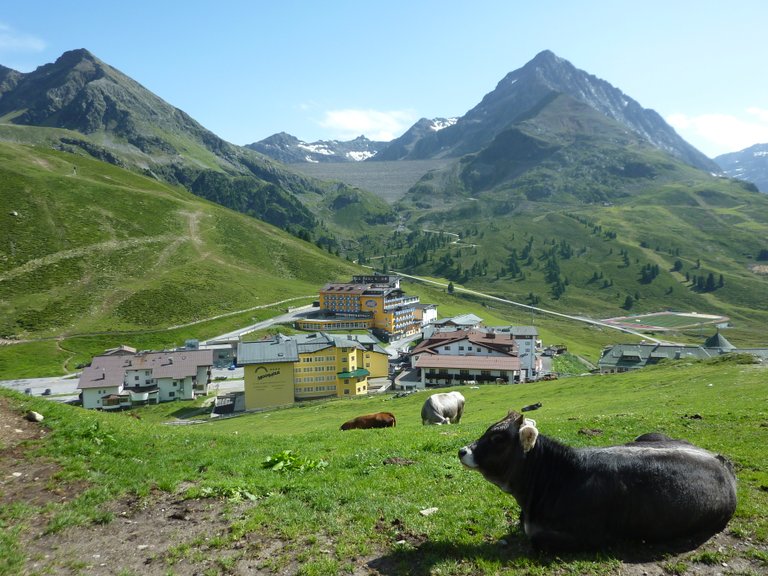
[414,303,438,326]
[408,329,526,388]
[77,346,214,410]
[418,317,542,380]
[598,332,768,373]
[238,332,389,411]
[487,325,541,377]
[295,274,421,341]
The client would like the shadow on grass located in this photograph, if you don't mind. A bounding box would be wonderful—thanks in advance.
[169,406,209,419]
[367,531,717,575]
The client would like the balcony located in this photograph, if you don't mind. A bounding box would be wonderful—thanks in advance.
[383,296,419,311]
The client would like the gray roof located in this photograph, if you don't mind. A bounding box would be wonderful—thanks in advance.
[238,332,390,364]
[703,332,736,350]
[238,339,299,364]
[599,343,715,371]
[78,348,214,390]
[434,313,483,327]
[488,325,539,336]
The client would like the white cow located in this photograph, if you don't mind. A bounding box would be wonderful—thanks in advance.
[421,391,465,425]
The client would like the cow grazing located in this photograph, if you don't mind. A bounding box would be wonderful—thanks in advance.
[458,411,737,550]
[340,412,396,430]
[421,391,465,425]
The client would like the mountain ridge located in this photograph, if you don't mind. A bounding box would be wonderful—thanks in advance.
[370,50,718,173]
[0,48,394,241]
[246,132,389,163]
[716,143,768,193]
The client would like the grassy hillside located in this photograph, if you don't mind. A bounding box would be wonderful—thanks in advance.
[1,355,766,575]
[0,141,361,341]
[374,173,768,345]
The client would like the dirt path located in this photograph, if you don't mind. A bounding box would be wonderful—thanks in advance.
[0,235,177,282]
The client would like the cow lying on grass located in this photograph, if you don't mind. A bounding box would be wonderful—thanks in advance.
[459,411,737,550]
[340,412,396,430]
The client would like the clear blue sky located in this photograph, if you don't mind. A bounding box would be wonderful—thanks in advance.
[2,0,767,157]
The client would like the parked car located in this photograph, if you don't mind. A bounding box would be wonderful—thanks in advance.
[42,388,52,396]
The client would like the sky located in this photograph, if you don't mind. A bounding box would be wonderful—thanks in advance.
[2,1,767,158]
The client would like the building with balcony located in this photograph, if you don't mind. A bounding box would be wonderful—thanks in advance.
[77,346,214,410]
[296,274,421,341]
[406,328,538,388]
[238,332,389,411]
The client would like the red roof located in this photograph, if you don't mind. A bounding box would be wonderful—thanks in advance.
[411,329,516,355]
[414,355,520,370]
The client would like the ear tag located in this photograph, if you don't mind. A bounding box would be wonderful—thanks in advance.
[519,418,539,453]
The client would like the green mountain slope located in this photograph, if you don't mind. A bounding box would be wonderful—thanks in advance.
[366,97,768,342]
[0,49,394,244]
[0,142,361,340]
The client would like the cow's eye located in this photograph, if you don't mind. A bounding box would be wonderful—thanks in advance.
[490,433,505,445]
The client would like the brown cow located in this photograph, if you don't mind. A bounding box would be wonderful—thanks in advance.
[340,412,396,430]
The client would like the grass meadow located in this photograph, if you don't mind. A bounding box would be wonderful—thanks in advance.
[1,354,766,575]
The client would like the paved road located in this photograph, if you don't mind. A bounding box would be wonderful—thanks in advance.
[393,272,667,344]
[0,375,81,403]
[202,305,314,344]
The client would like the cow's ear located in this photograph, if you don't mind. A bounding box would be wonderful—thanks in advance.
[519,418,539,453]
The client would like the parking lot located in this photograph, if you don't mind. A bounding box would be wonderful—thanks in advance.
[0,375,82,403]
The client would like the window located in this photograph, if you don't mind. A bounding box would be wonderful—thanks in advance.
[169,392,175,398]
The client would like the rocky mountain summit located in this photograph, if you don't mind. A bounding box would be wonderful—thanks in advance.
[716,143,768,193]
[372,50,718,172]
[247,132,388,163]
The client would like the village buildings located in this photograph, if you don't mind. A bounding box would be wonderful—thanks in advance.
[75,275,551,414]
[405,323,542,388]
[237,332,389,411]
[77,346,213,410]
[598,331,768,373]
[296,274,422,340]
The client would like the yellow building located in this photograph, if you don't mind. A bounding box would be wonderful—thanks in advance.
[298,274,421,340]
[238,332,390,410]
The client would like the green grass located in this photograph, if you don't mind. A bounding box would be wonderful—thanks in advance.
[1,354,766,575]
[0,141,361,343]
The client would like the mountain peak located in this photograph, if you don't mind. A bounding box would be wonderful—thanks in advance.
[49,48,101,71]
[530,49,560,64]
[373,51,717,171]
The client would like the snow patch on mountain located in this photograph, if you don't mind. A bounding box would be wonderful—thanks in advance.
[431,118,458,131]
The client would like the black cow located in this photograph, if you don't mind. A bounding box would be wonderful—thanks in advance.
[458,411,737,550]
[521,402,542,412]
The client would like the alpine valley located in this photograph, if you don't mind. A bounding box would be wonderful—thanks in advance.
[2,48,768,374]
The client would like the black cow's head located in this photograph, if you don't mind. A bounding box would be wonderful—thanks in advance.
[458,411,538,496]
